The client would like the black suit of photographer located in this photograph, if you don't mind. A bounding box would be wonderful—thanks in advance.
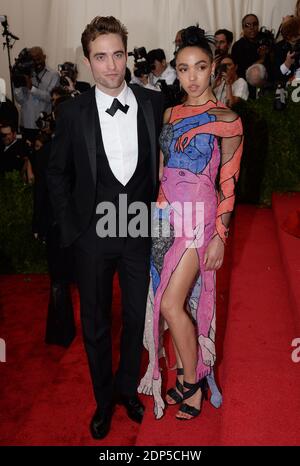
[232,36,273,97]
[274,40,298,84]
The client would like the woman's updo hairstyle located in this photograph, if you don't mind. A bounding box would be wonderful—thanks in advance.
[176,25,214,62]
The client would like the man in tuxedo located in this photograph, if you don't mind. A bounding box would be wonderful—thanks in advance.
[47,16,163,439]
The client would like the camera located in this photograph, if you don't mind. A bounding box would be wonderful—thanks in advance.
[128,47,151,77]
[58,62,77,87]
[35,111,55,132]
[11,48,35,88]
[257,27,275,50]
[216,63,228,76]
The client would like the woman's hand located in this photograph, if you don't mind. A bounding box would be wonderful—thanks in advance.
[204,235,225,271]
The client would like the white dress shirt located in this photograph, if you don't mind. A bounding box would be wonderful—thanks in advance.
[95,83,138,186]
[214,77,249,104]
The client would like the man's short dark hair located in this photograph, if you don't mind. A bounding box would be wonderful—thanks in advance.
[81,16,128,59]
[242,14,259,28]
[147,49,166,65]
[215,29,234,45]
[0,120,17,133]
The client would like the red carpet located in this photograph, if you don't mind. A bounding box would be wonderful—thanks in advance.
[0,276,144,446]
[272,192,300,332]
[219,206,300,445]
[1,198,300,445]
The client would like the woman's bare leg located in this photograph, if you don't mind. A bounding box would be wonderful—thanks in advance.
[160,247,202,419]
[165,338,184,404]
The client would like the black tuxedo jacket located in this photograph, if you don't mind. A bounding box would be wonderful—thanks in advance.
[47,84,163,247]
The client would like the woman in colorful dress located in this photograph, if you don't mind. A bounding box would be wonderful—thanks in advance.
[138,26,243,420]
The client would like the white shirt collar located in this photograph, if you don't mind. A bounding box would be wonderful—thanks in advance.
[4,139,17,152]
[95,82,129,110]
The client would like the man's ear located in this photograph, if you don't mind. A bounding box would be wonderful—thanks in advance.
[83,56,91,70]
[211,61,216,75]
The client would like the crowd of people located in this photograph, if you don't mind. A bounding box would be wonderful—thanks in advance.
[1,4,300,177]
[0,2,299,442]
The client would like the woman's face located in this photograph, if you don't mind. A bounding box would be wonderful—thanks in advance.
[220,57,237,77]
[176,46,213,99]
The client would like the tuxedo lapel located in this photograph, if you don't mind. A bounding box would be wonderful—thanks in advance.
[129,84,157,187]
[80,87,97,186]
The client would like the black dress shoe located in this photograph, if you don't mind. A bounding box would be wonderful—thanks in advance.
[116,394,145,424]
[90,407,113,440]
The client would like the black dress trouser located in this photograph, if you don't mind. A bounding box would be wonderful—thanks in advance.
[74,221,150,413]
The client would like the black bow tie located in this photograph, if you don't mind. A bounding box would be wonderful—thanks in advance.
[106,98,129,117]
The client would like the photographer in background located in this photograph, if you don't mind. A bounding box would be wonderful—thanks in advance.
[129,47,158,91]
[232,15,274,97]
[274,16,300,84]
[147,48,177,87]
[58,61,90,94]
[213,55,249,107]
[13,47,59,142]
[25,86,71,182]
[147,48,182,107]
[214,29,234,65]
[246,63,271,98]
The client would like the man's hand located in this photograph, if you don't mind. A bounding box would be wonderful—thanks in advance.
[285,51,296,69]
[204,235,225,271]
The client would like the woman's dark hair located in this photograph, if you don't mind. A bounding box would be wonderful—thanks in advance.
[220,54,237,65]
[176,26,214,62]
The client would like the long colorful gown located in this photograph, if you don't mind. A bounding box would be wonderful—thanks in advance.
[138,100,243,419]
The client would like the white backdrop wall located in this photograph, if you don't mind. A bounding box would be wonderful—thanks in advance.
[0,0,296,98]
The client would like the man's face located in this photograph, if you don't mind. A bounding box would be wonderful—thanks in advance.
[31,50,46,73]
[288,33,300,45]
[84,33,127,96]
[151,59,166,77]
[0,127,16,146]
[243,15,259,41]
[214,34,230,55]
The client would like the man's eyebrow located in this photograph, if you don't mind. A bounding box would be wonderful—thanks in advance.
[93,50,125,57]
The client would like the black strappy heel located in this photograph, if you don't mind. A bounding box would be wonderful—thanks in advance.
[176,377,208,420]
[166,368,184,405]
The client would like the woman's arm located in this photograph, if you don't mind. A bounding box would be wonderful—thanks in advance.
[205,112,244,270]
